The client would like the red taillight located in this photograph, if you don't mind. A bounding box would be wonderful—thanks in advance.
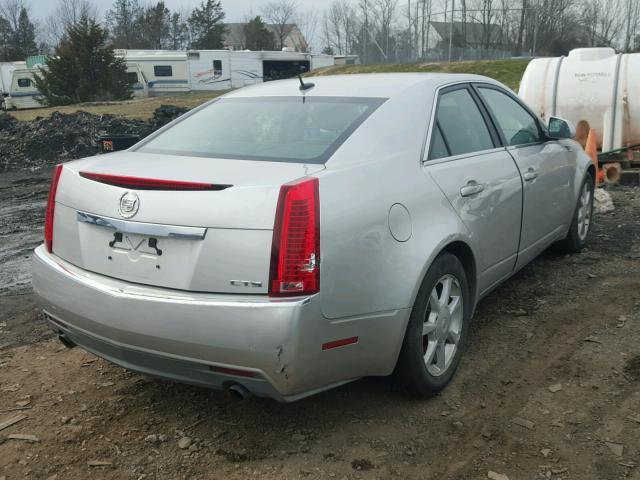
[44,164,63,253]
[79,172,231,191]
[269,177,320,297]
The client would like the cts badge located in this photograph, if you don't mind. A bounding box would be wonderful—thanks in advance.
[118,191,140,218]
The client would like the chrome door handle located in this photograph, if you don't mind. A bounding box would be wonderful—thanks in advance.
[523,169,538,181]
[460,182,484,197]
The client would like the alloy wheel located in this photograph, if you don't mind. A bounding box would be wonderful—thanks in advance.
[422,274,463,377]
[577,181,593,242]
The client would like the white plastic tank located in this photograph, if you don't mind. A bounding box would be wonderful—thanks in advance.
[519,48,640,151]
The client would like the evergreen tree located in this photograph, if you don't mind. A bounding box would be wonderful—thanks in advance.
[33,16,131,106]
[188,0,226,49]
[107,0,143,48]
[243,15,276,50]
[321,45,335,55]
[12,7,36,58]
[0,6,36,60]
[0,16,11,61]
[166,12,188,49]
[139,2,169,49]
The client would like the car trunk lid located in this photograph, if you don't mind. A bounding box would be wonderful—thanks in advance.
[51,152,324,294]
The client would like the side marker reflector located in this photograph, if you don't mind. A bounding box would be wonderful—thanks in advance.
[322,336,359,350]
[209,366,256,378]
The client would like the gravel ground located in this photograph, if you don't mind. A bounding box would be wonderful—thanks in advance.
[0,168,639,479]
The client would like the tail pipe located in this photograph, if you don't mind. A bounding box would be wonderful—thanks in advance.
[226,383,252,401]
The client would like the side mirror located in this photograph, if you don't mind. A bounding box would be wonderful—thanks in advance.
[547,116,576,139]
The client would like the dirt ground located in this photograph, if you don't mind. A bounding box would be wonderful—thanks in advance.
[1,170,639,480]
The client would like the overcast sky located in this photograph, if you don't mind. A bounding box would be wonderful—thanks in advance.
[37,0,330,23]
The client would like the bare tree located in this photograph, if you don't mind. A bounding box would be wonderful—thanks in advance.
[581,0,622,47]
[322,0,358,54]
[296,7,318,52]
[623,0,640,51]
[513,0,526,55]
[261,0,298,49]
[467,0,496,51]
[47,0,97,45]
[420,0,433,58]
[0,0,26,31]
[370,0,398,62]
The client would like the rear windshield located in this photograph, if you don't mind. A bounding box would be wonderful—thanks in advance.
[136,96,386,164]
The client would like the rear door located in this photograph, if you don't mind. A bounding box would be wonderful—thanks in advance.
[474,84,575,268]
[424,84,523,294]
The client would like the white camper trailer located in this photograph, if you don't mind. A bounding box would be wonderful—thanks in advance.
[1,62,23,93]
[125,62,149,98]
[187,50,335,91]
[1,61,25,109]
[2,67,42,110]
[116,50,189,96]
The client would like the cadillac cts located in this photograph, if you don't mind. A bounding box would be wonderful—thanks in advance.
[32,74,595,401]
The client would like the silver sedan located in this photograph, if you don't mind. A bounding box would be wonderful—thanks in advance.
[32,73,594,401]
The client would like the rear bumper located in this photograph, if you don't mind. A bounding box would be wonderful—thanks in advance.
[32,246,409,401]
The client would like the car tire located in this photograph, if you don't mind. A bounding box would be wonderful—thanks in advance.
[395,252,471,396]
[557,172,595,253]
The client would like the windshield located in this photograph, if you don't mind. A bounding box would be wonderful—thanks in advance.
[136,96,386,164]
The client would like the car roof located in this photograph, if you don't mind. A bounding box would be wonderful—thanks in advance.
[224,73,503,99]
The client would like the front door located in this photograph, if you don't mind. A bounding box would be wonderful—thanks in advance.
[474,85,575,268]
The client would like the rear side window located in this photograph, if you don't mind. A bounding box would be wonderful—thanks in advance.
[478,87,542,146]
[429,124,449,160]
[154,65,172,77]
[433,88,494,158]
[137,96,386,164]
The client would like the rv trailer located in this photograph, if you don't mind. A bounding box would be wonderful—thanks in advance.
[125,62,149,98]
[116,50,189,96]
[187,50,334,91]
[2,66,43,110]
[0,61,24,110]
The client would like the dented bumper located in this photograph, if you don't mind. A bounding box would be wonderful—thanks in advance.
[32,246,408,401]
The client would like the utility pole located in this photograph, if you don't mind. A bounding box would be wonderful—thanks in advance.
[448,0,455,62]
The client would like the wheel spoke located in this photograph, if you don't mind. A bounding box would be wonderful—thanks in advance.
[448,295,461,316]
[424,341,437,365]
[429,289,440,314]
[422,322,436,336]
[435,342,446,370]
[447,329,461,345]
[439,277,452,308]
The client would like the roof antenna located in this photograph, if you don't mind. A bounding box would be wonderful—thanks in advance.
[298,74,315,91]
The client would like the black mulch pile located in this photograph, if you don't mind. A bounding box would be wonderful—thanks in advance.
[0,105,189,172]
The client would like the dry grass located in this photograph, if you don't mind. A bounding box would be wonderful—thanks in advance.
[9,91,228,122]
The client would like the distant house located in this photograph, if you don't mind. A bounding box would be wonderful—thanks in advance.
[430,21,508,50]
[223,23,308,52]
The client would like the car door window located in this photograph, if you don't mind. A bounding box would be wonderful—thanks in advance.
[478,87,543,146]
[431,88,494,159]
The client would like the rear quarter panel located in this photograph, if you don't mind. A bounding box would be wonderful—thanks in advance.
[318,81,475,320]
